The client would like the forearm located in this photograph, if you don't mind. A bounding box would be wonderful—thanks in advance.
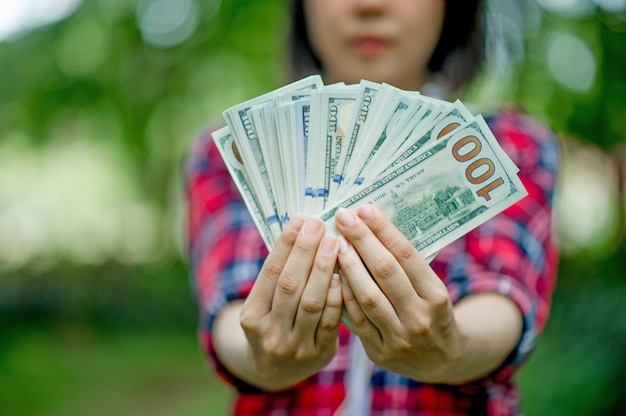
[440,292,523,384]
[212,301,258,384]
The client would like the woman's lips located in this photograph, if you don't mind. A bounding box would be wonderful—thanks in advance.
[353,37,388,58]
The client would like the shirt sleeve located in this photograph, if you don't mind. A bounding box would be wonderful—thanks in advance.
[430,108,560,383]
[185,129,269,391]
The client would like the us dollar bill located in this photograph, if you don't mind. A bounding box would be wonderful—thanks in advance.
[211,126,274,248]
[304,88,358,214]
[250,103,290,225]
[386,100,474,171]
[294,100,311,212]
[329,80,380,199]
[320,116,527,260]
[223,75,324,233]
[345,99,475,191]
[346,90,422,189]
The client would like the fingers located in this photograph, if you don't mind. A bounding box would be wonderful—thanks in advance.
[295,234,339,335]
[335,208,421,314]
[338,254,384,341]
[244,216,306,316]
[270,217,327,327]
[315,272,343,346]
[336,235,399,335]
[354,205,448,301]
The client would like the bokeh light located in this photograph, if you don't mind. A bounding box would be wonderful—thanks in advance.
[557,141,621,255]
[55,18,109,77]
[0,134,162,270]
[0,0,83,41]
[136,0,201,48]
[595,0,626,12]
[537,0,595,17]
[546,31,597,93]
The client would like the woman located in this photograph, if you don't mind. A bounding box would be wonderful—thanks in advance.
[186,0,559,414]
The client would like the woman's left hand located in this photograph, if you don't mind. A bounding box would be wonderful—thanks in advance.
[334,204,467,383]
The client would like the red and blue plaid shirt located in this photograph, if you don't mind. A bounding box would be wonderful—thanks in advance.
[186,108,559,415]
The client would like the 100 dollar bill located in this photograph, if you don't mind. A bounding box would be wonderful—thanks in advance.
[212,126,275,249]
[320,116,527,260]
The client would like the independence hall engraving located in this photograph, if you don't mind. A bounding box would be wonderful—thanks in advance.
[391,186,475,240]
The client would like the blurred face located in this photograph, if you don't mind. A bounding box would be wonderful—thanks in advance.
[303,0,445,90]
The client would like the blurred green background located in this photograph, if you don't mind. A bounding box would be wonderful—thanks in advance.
[0,0,624,415]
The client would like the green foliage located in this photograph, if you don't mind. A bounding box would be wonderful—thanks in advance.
[519,247,626,415]
[465,9,626,152]
[0,259,195,331]
[0,326,230,416]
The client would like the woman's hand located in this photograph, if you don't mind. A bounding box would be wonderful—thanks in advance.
[228,216,343,391]
[335,205,521,384]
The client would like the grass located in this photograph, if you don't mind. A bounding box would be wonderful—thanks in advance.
[0,325,231,416]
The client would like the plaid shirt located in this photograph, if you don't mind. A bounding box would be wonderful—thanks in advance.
[186,108,559,415]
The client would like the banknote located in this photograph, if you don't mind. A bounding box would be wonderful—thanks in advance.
[274,91,314,221]
[211,126,275,248]
[223,75,324,237]
[275,102,298,218]
[294,100,311,213]
[342,89,423,190]
[352,99,476,190]
[329,80,381,201]
[320,116,526,260]
[304,87,358,214]
[250,103,289,224]
[387,99,474,164]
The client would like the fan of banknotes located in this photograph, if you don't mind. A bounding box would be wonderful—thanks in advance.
[212,75,527,262]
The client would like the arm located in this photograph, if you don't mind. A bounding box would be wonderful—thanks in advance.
[336,110,558,384]
[336,205,521,384]
[450,293,522,383]
[188,135,343,391]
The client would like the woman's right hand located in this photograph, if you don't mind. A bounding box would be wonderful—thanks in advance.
[230,216,343,391]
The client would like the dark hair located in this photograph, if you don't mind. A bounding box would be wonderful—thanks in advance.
[289,0,485,92]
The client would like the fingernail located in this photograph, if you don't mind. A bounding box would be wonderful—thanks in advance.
[303,218,322,235]
[336,208,355,227]
[338,236,350,254]
[358,204,375,221]
[330,273,340,289]
[320,234,337,255]
[289,216,305,232]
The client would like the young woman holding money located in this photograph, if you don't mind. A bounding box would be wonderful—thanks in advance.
[187,0,559,414]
